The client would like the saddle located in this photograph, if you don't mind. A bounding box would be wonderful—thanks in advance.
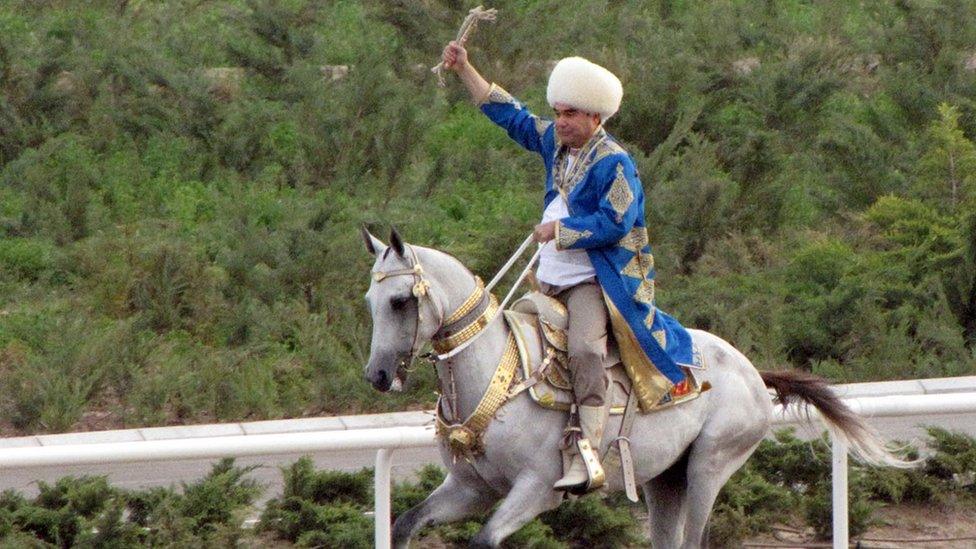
[503,291,705,415]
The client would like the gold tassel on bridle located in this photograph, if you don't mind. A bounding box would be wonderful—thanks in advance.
[431,5,498,87]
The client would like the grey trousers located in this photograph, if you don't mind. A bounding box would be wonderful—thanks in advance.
[541,280,610,407]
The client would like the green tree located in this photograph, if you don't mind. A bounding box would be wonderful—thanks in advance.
[916,103,976,212]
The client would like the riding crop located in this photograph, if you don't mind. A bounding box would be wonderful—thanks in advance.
[431,5,498,87]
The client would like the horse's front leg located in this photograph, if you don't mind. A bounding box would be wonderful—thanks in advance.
[392,468,497,549]
[469,473,563,548]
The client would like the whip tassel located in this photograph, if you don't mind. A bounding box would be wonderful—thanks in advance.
[431,5,498,87]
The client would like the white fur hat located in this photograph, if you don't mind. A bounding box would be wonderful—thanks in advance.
[546,57,623,121]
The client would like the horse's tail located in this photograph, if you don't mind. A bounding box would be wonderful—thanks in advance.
[760,370,916,468]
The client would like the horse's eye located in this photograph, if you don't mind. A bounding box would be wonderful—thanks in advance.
[390,296,411,311]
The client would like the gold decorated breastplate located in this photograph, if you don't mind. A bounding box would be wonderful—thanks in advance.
[431,279,498,355]
[435,331,521,458]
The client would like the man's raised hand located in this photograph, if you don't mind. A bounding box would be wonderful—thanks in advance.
[442,41,468,72]
[441,40,489,105]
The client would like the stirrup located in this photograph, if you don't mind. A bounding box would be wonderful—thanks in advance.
[572,437,606,494]
[554,437,605,494]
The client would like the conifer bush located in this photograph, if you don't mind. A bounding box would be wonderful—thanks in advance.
[0,459,259,546]
[259,459,373,546]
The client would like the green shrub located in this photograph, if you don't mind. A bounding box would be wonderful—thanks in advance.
[920,427,976,501]
[504,519,566,549]
[260,459,374,544]
[804,478,878,539]
[72,499,143,549]
[538,494,642,549]
[137,459,259,545]
[261,496,372,547]
[709,465,795,545]
[0,133,101,244]
[0,239,56,282]
[280,457,372,507]
[392,464,445,517]
[127,241,222,334]
[178,458,262,535]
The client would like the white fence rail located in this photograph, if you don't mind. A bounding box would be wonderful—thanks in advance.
[1,393,975,548]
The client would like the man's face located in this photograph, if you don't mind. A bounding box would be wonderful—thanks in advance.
[553,103,601,148]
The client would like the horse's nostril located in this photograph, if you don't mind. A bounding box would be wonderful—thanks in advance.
[377,369,388,386]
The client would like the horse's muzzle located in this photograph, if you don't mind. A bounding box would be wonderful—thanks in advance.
[366,366,394,392]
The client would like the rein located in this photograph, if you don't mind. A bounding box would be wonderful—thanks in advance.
[433,235,542,361]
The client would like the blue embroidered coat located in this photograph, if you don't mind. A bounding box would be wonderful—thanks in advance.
[480,84,700,408]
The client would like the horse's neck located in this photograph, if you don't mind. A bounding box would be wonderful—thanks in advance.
[436,318,509,421]
[420,248,511,422]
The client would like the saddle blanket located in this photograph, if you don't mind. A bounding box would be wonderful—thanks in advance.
[504,292,707,414]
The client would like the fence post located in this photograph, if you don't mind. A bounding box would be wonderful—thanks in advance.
[831,434,848,549]
[375,448,394,549]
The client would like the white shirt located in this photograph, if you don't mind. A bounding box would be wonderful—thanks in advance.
[536,154,596,287]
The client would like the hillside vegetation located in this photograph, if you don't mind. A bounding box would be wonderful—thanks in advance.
[0,0,974,434]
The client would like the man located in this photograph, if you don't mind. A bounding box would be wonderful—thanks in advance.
[442,41,698,493]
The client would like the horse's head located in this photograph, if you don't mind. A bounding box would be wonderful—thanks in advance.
[361,226,445,392]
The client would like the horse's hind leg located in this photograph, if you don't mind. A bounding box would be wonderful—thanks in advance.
[680,438,762,549]
[392,470,497,549]
[469,474,563,548]
[644,449,691,548]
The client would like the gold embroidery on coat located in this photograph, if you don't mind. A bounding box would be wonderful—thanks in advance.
[594,138,625,158]
[639,252,655,278]
[603,294,673,410]
[584,139,622,172]
[554,130,606,195]
[635,279,655,305]
[621,254,643,279]
[534,117,553,136]
[653,329,667,348]
[607,164,634,223]
[556,223,593,250]
[486,83,519,108]
[618,227,649,253]
[644,308,656,328]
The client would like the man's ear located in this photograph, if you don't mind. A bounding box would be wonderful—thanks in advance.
[361,224,386,256]
[390,226,406,258]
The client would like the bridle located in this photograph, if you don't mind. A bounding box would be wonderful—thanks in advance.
[370,245,445,370]
[370,245,497,369]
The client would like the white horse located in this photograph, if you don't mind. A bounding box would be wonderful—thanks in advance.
[362,228,904,548]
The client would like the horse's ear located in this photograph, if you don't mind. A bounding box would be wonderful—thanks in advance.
[361,224,385,256]
[389,226,406,258]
